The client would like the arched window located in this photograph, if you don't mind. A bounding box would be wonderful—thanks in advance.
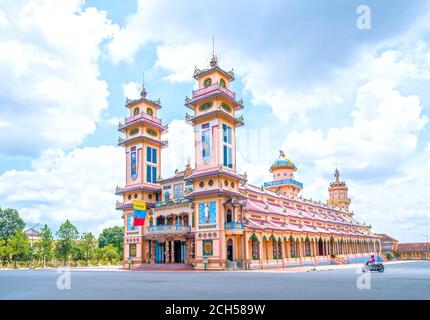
[251,234,260,260]
[289,237,296,258]
[146,107,153,116]
[278,239,282,259]
[133,107,139,115]
[203,78,212,87]
[305,238,311,256]
[226,208,233,223]
[220,78,226,87]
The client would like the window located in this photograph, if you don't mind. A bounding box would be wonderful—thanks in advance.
[220,78,226,87]
[222,124,233,168]
[146,107,153,116]
[203,78,212,87]
[290,239,296,258]
[146,146,157,164]
[133,107,139,115]
[146,165,157,183]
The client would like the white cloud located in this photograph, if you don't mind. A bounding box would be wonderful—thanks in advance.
[282,48,428,180]
[0,145,124,232]
[122,81,141,100]
[161,119,194,178]
[0,0,118,157]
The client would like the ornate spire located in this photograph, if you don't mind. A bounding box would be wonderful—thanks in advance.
[209,35,218,67]
[334,168,340,182]
[140,71,147,98]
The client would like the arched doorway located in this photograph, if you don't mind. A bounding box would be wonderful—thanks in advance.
[227,239,233,261]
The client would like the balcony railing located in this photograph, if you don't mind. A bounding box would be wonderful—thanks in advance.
[146,224,191,233]
[192,83,236,101]
[225,222,245,230]
[263,179,303,188]
[120,112,162,128]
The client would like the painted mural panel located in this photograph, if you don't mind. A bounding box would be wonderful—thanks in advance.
[173,183,183,200]
[127,213,137,231]
[203,240,213,256]
[199,201,216,225]
[130,146,137,180]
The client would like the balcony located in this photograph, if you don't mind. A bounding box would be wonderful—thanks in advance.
[225,222,245,230]
[118,136,168,148]
[155,198,192,208]
[192,83,235,100]
[146,224,191,233]
[263,179,303,188]
[118,112,163,131]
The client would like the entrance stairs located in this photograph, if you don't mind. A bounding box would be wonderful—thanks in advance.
[131,263,194,271]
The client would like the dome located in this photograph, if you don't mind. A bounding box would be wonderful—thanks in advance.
[270,156,297,171]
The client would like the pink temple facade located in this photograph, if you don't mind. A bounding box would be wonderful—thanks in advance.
[116,53,381,270]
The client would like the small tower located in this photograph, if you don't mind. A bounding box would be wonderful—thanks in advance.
[264,150,303,199]
[327,168,351,212]
[116,74,167,265]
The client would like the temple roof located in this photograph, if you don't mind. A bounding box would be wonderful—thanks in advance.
[270,150,297,171]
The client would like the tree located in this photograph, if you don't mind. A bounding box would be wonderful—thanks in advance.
[37,224,53,268]
[9,230,30,268]
[0,239,11,267]
[55,220,79,266]
[0,208,25,243]
[102,244,119,265]
[98,226,123,259]
[81,232,96,266]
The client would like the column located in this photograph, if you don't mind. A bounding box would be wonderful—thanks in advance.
[150,240,155,264]
[145,240,150,263]
[259,235,264,268]
[171,240,175,263]
[165,240,170,263]
[186,239,190,264]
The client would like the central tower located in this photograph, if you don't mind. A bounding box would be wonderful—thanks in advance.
[184,52,246,269]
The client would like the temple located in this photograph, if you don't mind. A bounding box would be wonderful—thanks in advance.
[116,53,381,270]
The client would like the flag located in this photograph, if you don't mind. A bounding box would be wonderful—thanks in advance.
[133,201,147,226]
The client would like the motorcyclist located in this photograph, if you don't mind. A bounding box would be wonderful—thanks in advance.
[366,254,376,266]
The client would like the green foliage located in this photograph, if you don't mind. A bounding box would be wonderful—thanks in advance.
[0,208,25,242]
[36,224,53,267]
[101,244,119,264]
[385,253,393,260]
[81,232,96,266]
[98,226,123,259]
[9,230,30,268]
[55,220,79,266]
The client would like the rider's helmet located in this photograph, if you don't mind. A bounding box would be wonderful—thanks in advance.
[371,255,374,258]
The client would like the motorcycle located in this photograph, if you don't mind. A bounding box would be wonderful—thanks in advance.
[362,262,384,273]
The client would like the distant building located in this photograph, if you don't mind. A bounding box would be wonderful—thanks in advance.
[376,233,398,256]
[24,228,41,244]
[395,243,430,260]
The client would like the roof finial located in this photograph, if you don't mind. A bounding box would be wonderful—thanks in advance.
[140,71,147,98]
[279,149,285,158]
[209,35,218,67]
[334,168,340,182]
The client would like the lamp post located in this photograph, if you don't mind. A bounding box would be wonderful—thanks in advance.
[423,234,429,260]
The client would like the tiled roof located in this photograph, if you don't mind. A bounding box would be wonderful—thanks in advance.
[396,243,430,253]
[376,233,398,242]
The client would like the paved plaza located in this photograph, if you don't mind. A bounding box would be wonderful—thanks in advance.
[0,261,429,300]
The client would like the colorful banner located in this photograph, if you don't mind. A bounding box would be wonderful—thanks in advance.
[133,200,147,226]
[130,146,137,180]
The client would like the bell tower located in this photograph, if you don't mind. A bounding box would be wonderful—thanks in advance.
[116,75,167,266]
[327,168,351,212]
[184,47,246,269]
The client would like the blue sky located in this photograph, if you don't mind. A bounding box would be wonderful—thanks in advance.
[0,0,429,241]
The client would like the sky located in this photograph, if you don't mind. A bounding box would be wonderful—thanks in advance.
[0,0,429,241]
